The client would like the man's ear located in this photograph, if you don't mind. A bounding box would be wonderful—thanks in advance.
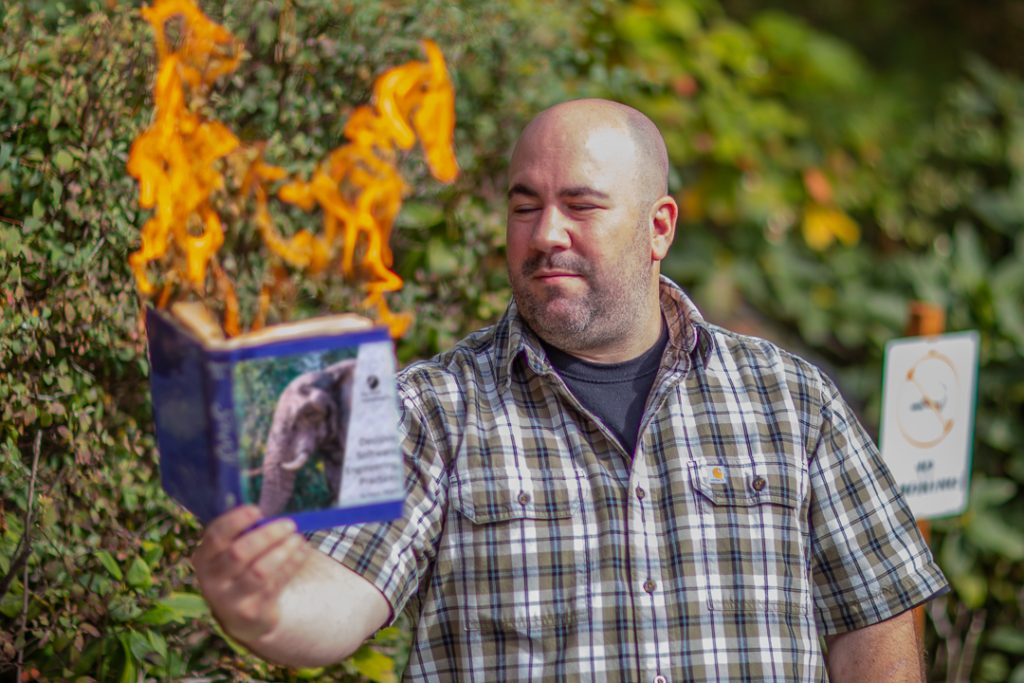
[649,194,678,261]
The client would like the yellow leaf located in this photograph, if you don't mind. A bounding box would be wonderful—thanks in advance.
[801,204,859,251]
[351,646,397,683]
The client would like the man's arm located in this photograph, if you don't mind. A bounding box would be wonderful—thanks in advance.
[192,505,390,668]
[824,610,924,683]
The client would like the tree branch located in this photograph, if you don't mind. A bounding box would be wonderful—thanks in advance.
[14,430,42,681]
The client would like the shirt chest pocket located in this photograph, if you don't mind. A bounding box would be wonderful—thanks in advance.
[443,469,590,632]
[688,459,811,616]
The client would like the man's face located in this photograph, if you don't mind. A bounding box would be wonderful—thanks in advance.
[506,121,656,355]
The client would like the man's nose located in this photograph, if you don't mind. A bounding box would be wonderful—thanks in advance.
[531,207,572,252]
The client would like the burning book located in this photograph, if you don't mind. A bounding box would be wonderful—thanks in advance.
[130,0,457,530]
[147,304,403,532]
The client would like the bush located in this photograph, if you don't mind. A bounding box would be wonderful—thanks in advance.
[587,3,1024,680]
[0,0,606,679]
[3,0,1022,680]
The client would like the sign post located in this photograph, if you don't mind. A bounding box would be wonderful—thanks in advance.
[879,302,979,639]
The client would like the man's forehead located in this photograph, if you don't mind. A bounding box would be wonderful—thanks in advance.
[508,124,638,192]
[516,120,635,157]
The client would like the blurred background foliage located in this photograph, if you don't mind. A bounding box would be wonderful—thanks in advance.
[1,0,1021,680]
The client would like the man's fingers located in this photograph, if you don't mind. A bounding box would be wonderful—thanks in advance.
[202,518,298,585]
[196,505,262,561]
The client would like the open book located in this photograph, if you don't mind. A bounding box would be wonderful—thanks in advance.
[145,303,404,532]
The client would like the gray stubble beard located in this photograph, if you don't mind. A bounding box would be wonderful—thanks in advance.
[511,231,655,355]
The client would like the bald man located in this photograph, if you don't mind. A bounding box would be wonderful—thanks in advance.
[193,99,946,681]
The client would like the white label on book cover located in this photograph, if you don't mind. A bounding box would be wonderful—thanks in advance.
[337,340,403,507]
[879,331,978,519]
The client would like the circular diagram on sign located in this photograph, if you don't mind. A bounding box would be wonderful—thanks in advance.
[897,349,960,448]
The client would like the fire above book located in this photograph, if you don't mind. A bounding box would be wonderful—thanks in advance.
[145,303,405,533]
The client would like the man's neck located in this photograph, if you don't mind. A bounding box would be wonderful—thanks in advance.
[542,311,665,365]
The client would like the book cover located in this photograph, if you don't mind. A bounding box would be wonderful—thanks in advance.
[145,307,405,533]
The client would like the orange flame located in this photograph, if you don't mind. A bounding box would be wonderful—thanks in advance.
[127,0,458,337]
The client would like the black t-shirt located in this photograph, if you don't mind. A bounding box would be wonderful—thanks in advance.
[540,322,669,456]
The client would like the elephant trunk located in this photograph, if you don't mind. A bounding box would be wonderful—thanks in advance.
[258,405,323,517]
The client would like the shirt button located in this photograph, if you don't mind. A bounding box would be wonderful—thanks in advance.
[751,476,767,492]
[654,676,668,683]
[635,486,646,500]
[643,579,656,593]
[517,491,531,506]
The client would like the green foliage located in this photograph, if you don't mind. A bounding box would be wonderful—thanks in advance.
[0,0,600,679]
[2,0,1022,681]
[586,2,1024,680]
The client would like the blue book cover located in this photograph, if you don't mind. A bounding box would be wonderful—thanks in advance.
[145,306,405,533]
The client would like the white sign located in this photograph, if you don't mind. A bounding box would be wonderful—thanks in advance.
[879,331,979,519]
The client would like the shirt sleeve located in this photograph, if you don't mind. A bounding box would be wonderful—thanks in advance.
[807,372,949,635]
[308,372,454,624]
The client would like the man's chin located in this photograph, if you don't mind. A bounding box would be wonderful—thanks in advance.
[525,301,589,337]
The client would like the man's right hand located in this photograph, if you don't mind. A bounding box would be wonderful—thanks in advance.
[192,505,314,646]
[189,505,391,668]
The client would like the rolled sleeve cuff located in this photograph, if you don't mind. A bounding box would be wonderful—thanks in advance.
[814,553,950,635]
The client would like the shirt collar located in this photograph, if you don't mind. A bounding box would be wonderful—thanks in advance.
[495,276,714,389]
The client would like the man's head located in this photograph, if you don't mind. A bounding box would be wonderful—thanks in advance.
[506,99,677,362]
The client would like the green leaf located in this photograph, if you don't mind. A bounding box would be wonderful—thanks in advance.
[373,625,403,641]
[939,531,975,577]
[950,570,988,609]
[157,591,209,620]
[73,637,106,675]
[350,645,397,683]
[141,541,163,566]
[952,222,987,291]
[966,510,1024,560]
[137,592,209,626]
[989,627,1024,655]
[54,149,75,173]
[146,629,168,661]
[109,595,143,622]
[426,237,459,276]
[971,476,1019,509]
[0,589,22,618]
[398,201,444,228]
[96,550,122,581]
[117,635,138,683]
[125,556,152,589]
[136,604,176,626]
[124,630,153,663]
[293,667,327,680]
[210,617,249,655]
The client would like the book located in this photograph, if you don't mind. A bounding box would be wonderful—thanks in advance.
[145,303,405,533]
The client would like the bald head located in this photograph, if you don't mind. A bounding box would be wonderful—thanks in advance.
[505,98,678,361]
[511,99,670,207]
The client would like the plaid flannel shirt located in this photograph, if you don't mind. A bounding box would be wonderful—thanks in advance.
[312,277,947,682]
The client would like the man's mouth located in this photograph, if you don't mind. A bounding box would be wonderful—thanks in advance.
[533,270,580,280]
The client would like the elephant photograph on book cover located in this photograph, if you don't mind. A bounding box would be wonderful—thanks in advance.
[247,357,358,517]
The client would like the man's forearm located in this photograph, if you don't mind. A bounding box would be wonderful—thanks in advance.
[239,549,391,668]
[824,610,924,683]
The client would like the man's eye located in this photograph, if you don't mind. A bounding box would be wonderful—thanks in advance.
[568,204,596,212]
[512,206,539,214]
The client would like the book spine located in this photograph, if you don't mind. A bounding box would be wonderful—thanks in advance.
[205,355,242,513]
[146,307,220,524]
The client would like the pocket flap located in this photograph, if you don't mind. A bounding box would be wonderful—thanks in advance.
[689,460,802,509]
[453,471,581,524]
